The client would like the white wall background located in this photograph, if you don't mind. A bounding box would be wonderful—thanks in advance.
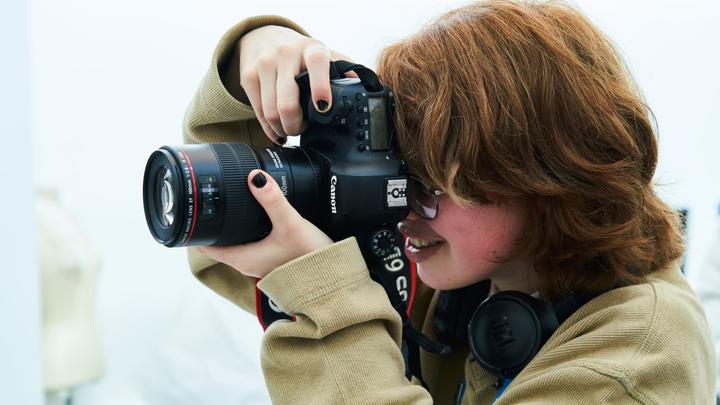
[0,0,42,403]
[15,0,720,403]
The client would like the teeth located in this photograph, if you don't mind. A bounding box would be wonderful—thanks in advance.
[409,238,441,249]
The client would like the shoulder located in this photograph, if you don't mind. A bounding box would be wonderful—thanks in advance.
[512,263,716,403]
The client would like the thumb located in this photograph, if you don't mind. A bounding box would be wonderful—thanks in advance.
[248,169,299,227]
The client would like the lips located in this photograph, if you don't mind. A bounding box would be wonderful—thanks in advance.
[398,222,445,263]
[404,237,444,263]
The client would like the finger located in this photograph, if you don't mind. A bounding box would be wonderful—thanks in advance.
[247,169,300,228]
[330,50,359,78]
[241,67,283,144]
[303,42,333,113]
[276,46,305,136]
[257,56,288,139]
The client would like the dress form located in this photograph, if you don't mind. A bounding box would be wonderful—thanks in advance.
[36,189,104,403]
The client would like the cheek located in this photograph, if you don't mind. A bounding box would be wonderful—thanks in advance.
[436,202,526,263]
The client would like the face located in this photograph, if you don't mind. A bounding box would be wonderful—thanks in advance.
[398,194,533,291]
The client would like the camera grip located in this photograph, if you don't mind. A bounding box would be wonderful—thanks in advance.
[295,60,384,122]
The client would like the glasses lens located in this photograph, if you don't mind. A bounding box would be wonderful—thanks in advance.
[409,177,438,219]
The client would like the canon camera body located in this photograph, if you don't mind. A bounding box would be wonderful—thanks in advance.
[143,61,411,263]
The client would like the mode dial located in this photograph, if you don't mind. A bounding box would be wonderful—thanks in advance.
[370,229,397,258]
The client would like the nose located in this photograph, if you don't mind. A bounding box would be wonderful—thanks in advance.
[403,209,420,222]
[397,210,420,235]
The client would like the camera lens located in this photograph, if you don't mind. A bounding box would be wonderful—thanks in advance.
[157,167,175,227]
[143,143,326,247]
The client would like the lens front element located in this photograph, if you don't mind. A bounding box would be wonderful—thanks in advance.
[143,143,324,247]
[157,167,175,227]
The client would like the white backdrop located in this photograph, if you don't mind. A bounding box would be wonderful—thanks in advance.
[23,0,720,403]
[1,0,42,403]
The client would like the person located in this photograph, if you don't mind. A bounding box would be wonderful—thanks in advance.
[184,1,716,403]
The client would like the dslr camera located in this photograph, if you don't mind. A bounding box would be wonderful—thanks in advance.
[143,61,411,263]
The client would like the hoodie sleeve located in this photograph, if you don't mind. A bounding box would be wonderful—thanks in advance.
[183,16,307,312]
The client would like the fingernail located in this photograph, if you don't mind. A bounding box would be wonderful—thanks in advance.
[278,137,287,145]
[316,99,330,113]
[252,172,267,188]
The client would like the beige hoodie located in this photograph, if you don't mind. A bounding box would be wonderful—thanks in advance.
[183,16,716,404]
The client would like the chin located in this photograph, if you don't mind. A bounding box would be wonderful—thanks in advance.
[417,263,459,291]
[416,261,495,291]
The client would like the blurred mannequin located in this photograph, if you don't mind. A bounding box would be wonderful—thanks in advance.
[36,189,104,404]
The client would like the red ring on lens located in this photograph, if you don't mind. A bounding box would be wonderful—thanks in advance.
[180,149,198,245]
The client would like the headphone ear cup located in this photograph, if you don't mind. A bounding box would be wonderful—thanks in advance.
[467,291,558,379]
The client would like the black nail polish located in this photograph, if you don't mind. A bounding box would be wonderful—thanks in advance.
[278,137,287,145]
[252,172,267,188]
[316,99,329,112]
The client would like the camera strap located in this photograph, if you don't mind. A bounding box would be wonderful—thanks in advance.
[368,258,451,388]
[296,60,384,93]
[328,60,383,92]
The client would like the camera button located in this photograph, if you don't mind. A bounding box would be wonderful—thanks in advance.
[333,115,347,126]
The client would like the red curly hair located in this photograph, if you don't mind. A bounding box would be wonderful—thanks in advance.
[377,0,684,300]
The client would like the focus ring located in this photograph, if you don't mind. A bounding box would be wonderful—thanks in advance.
[211,143,263,245]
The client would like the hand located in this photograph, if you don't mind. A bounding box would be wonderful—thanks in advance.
[236,25,355,144]
[197,169,334,278]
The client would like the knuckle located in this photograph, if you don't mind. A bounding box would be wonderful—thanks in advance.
[276,100,300,117]
[239,68,258,88]
[276,43,296,57]
[264,107,280,123]
[282,219,304,237]
[305,48,328,65]
[257,54,275,70]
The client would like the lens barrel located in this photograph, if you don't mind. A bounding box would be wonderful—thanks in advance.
[143,143,325,247]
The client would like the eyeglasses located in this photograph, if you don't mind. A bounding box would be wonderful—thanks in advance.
[408,175,444,220]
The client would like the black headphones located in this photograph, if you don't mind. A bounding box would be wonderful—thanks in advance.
[434,280,606,379]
